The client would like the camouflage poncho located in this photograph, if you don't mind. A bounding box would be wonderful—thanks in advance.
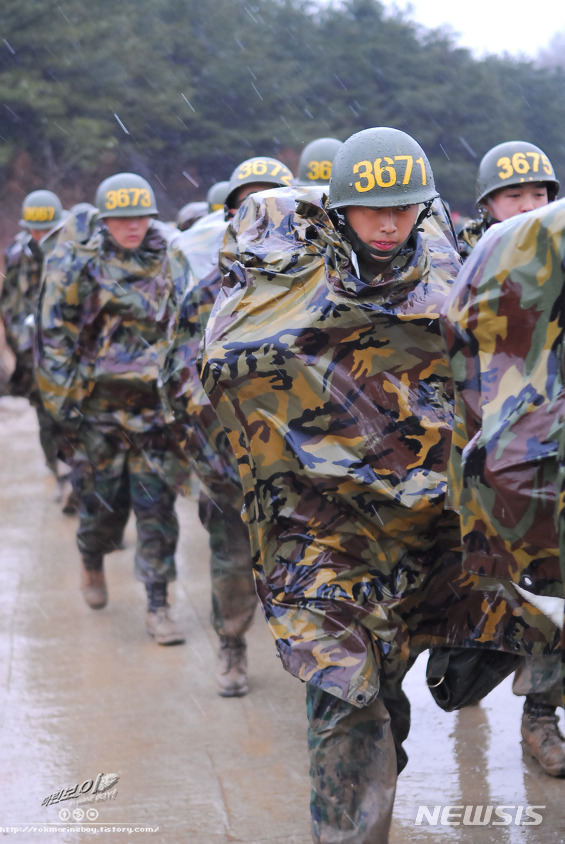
[200,187,558,705]
[457,216,490,260]
[36,221,186,433]
[1,228,60,397]
[162,211,243,504]
[442,199,565,599]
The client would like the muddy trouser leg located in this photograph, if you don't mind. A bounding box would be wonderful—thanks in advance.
[73,430,131,560]
[512,655,563,708]
[128,444,178,585]
[198,489,256,639]
[307,684,397,844]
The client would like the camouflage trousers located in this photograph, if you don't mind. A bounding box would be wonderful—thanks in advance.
[512,655,563,707]
[71,425,178,583]
[197,490,257,639]
[306,671,412,844]
[7,350,61,471]
[35,399,61,472]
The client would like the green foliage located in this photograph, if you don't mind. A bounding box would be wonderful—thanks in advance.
[0,0,564,217]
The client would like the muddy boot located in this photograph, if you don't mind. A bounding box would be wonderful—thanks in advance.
[521,700,565,777]
[145,582,185,646]
[80,555,107,609]
[62,488,79,515]
[216,636,248,697]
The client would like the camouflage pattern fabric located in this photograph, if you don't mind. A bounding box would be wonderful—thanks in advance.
[1,227,66,469]
[36,222,186,576]
[200,186,559,707]
[163,211,256,637]
[36,222,186,434]
[512,655,562,707]
[1,228,58,398]
[307,685,397,843]
[556,426,565,703]
[162,211,242,504]
[457,216,490,260]
[441,199,565,599]
[71,423,179,581]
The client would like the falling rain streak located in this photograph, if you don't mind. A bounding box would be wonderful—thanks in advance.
[114,114,130,135]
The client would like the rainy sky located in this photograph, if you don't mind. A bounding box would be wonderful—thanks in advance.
[388,0,565,57]
[315,0,565,59]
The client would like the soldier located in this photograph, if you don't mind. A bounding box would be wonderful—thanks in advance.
[35,172,187,646]
[206,180,230,213]
[454,140,564,777]
[1,190,67,494]
[176,200,208,232]
[458,140,559,258]
[163,155,294,696]
[199,128,559,842]
[294,136,343,187]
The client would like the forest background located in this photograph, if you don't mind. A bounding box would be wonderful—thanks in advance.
[1,0,565,245]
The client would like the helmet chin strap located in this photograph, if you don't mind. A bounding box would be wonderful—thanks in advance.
[335,202,433,266]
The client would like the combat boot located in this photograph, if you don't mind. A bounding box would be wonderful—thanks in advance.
[80,556,107,609]
[145,606,185,645]
[216,636,248,697]
[521,702,565,777]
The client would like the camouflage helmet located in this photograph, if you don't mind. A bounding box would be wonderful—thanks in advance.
[225,156,294,209]
[19,189,63,231]
[328,127,437,210]
[476,141,560,205]
[296,137,343,186]
[206,180,230,212]
[95,172,158,218]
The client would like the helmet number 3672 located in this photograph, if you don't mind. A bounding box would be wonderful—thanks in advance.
[353,156,427,192]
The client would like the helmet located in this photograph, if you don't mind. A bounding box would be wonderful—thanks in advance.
[176,201,208,231]
[19,189,63,231]
[95,172,158,218]
[296,137,343,185]
[328,127,437,210]
[225,156,294,209]
[206,180,230,212]
[476,141,559,205]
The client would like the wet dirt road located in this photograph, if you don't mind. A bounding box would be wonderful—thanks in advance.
[1,396,564,844]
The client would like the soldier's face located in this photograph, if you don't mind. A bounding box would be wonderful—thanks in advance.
[484,183,549,222]
[344,205,419,258]
[105,216,151,250]
[29,229,45,242]
[229,182,274,213]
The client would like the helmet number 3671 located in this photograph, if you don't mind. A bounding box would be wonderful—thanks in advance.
[353,156,427,191]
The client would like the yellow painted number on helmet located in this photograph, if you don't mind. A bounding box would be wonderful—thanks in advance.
[497,153,553,180]
[307,160,332,181]
[237,159,293,186]
[353,156,426,192]
[104,188,152,210]
[24,206,55,222]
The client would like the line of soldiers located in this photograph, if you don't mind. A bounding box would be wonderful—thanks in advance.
[1,131,564,843]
